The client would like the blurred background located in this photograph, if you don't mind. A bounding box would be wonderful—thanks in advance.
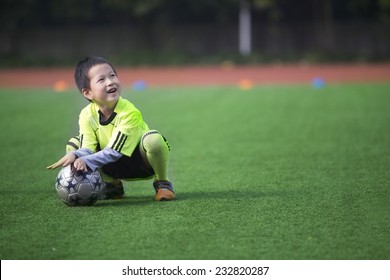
[0,1,389,263]
[1,0,389,67]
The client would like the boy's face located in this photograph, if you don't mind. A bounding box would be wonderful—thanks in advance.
[82,63,121,108]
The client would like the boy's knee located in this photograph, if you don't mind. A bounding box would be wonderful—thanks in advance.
[66,136,80,153]
[141,131,169,154]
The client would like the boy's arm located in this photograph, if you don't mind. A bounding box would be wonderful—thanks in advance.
[73,148,94,158]
[79,147,122,171]
[79,107,99,152]
[107,110,145,157]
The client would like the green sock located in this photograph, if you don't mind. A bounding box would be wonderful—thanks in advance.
[142,133,170,181]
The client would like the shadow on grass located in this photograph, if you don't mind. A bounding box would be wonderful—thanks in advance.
[95,195,154,207]
[95,188,298,206]
[178,189,298,201]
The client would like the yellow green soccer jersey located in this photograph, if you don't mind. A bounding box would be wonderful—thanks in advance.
[78,97,149,157]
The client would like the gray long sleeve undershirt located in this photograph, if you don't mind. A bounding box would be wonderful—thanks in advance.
[73,148,122,171]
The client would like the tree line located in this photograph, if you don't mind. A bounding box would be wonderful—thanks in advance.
[2,0,389,30]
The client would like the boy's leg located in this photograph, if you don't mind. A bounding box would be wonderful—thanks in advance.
[140,131,175,201]
[99,172,124,200]
[66,136,81,153]
[65,136,124,199]
[140,131,170,181]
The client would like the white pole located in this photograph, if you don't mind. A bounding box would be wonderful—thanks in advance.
[239,0,251,56]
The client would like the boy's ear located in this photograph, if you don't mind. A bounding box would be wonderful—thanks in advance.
[82,88,92,101]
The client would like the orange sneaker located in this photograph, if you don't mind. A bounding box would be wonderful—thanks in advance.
[153,180,176,201]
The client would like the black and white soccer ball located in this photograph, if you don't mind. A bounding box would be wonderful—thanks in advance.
[55,165,103,206]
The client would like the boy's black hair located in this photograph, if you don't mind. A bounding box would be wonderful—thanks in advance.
[74,56,117,93]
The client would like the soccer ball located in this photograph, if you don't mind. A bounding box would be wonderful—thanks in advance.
[55,165,103,206]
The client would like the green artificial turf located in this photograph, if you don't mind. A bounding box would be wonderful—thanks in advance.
[0,83,389,260]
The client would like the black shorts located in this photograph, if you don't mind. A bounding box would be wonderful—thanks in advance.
[102,143,154,180]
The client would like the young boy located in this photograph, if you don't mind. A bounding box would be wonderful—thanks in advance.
[47,56,175,201]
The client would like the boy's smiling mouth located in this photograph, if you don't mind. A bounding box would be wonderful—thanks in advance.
[107,88,117,94]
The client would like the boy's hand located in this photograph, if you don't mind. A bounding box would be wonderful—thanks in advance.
[47,153,77,170]
[73,158,89,172]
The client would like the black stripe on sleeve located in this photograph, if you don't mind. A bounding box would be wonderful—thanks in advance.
[115,133,126,151]
[112,132,122,150]
[117,135,128,152]
[66,141,79,150]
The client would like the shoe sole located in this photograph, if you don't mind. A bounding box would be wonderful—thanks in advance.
[155,189,176,201]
